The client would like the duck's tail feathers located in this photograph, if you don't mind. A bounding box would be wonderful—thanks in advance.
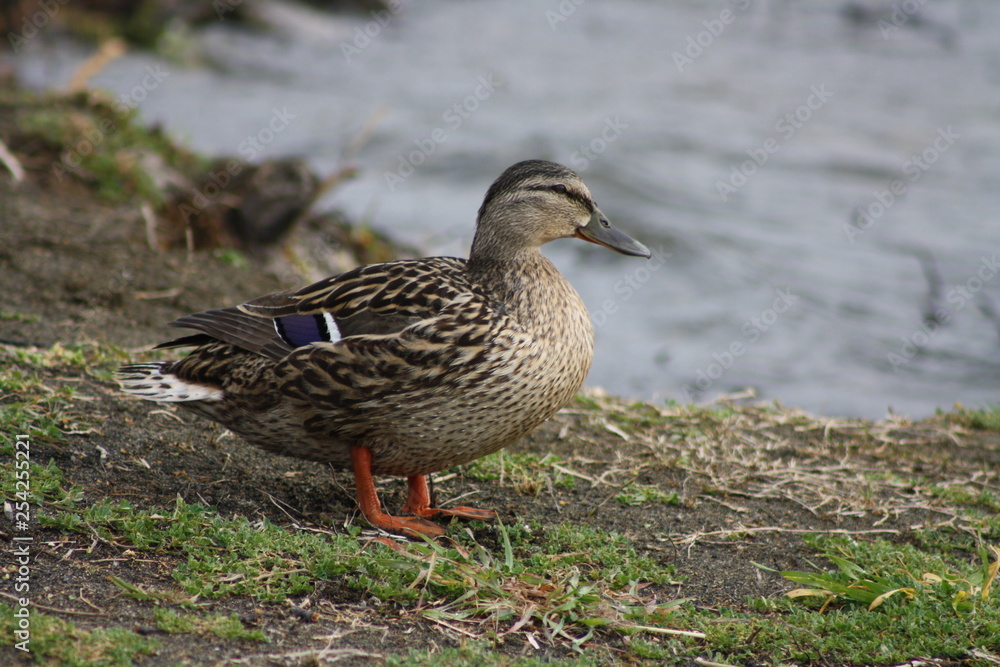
[117,363,224,403]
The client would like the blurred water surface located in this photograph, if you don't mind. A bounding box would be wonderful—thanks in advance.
[13,0,1000,418]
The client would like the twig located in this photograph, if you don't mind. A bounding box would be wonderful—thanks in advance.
[135,225,194,299]
[675,526,900,545]
[425,615,480,638]
[551,463,599,485]
[148,409,186,424]
[141,202,158,251]
[969,648,1000,665]
[289,105,387,229]
[66,39,126,93]
[590,473,642,513]
[265,492,303,524]
[0,591,108,617]
[701,495,749,513]
[343,106,387,163]
[77,588,105,613]
[633,624,706,638]
[227,648,383,664]
[438,488,485,508]
[694,657,740,667]
[545,475,561,514]
[0,138,25,183]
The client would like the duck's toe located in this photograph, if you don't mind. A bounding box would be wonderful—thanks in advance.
[365,511,447,539]
[434,506,496,521]
[402,475,496,521]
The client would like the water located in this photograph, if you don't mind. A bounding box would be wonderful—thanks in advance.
[10,0,1000,418]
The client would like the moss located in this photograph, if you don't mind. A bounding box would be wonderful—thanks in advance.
[5,87,206,205]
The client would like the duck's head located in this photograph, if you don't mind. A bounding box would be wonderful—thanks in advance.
[471,160,651,260]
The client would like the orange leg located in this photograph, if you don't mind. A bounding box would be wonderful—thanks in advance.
[350,446,445,538]
[402,474,497,521]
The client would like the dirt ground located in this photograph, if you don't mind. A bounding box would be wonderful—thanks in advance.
[2,122,999,666]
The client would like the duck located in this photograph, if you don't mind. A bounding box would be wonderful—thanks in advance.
[118,160,651,538]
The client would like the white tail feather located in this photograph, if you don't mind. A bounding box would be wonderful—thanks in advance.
[117,363,224,403]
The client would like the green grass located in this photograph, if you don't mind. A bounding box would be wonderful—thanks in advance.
[465,451,577,493]
[13,91,206,205]
[0,453,83,509]
[928,484,1000,514]
[0,342,128,444]
[769,536,998,611]
[953,405,1000,431]
[0,309,40,323]
[0,606,159,666]
[0,360,83,443]
[16,475,1000,664]
[41,498,687,652]
[735,535,1000,664]
[599,532,1000,665]
[43,500,349,601]
[0,340,268,664]
[0,342,119,520]
[153,608,267,641]
[386,645,603,666]
[212,247,249,268]
[614,483,681,507]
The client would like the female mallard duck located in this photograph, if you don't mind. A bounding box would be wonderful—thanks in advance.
[118,160,650,537]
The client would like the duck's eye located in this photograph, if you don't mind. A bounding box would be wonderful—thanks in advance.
[551,184,568,194]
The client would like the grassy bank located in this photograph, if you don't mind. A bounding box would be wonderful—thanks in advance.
[1,341,998,665]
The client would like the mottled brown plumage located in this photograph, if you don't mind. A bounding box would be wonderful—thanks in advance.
[118,160,650,537]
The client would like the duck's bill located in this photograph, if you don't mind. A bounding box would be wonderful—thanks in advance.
[576,209,652,258]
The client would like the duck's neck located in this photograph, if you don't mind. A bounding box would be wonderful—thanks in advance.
[466,245,541,299]
[465,247,581,329]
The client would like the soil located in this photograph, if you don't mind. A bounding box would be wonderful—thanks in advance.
[1,108,999,666]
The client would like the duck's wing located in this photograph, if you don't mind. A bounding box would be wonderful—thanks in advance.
[158,257,471,360]
[273,291,507,412]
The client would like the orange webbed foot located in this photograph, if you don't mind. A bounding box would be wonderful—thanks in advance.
[432,506,497,521]
[351,446,448,538]
[361,509,446,539]
[402,475,497,522]
[351,447,495,539]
